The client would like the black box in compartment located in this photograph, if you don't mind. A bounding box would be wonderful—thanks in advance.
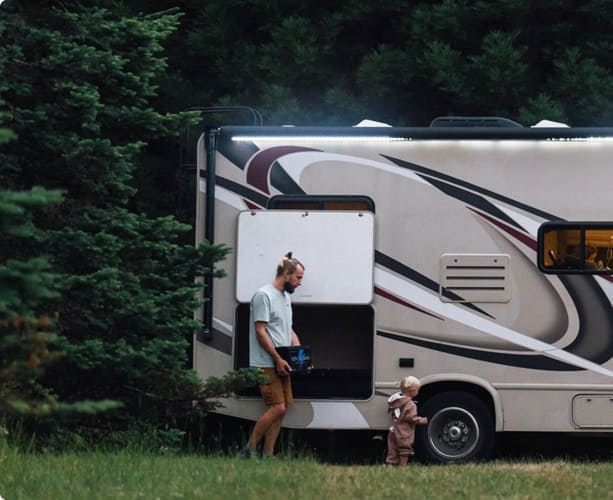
[234,303,374,399]
[291,368,372,399]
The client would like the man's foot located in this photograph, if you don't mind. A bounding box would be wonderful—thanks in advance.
[240,445,254,459]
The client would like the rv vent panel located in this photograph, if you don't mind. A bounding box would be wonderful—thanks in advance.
[439,254,511,303]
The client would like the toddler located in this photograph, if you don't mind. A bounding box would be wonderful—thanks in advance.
[385,375,428,465]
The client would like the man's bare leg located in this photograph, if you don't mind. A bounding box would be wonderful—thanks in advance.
[262,418,283,456]
[246,404,286,454]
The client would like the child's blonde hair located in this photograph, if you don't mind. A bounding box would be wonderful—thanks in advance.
[399,375,421,392]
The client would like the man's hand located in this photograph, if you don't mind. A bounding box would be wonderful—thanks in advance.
[275,357,292,376]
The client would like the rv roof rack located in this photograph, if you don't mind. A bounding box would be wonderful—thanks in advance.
[430,116,523,128]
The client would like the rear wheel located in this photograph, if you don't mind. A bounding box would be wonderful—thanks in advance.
[416,391,495,463]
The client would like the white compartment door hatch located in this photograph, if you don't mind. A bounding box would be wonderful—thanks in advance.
[236,210,375,304]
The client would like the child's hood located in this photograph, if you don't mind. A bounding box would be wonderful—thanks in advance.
[387,391,411,410]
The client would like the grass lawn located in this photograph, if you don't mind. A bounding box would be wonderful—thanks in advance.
[2,447,613,499]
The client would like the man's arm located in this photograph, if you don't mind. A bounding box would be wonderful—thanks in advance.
[255,321,292,375]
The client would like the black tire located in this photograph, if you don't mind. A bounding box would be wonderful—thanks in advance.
[415,391,495,463]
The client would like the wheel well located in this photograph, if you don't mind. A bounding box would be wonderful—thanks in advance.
[415,382,498,462]
[418,381,495,420]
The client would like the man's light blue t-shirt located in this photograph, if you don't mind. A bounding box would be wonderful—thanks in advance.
[249,283,293,367]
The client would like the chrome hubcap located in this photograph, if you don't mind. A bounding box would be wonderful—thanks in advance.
[428,407,480,459]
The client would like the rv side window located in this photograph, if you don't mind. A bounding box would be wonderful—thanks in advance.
[268,195,375,212]
[538,223,613,273]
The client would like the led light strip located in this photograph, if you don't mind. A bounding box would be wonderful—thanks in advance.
[546,136,613,142]
[232,135,411,142]
[232,135,613,144]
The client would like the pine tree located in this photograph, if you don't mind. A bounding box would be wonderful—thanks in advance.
[0,186,63,416]
[0,1,256,448]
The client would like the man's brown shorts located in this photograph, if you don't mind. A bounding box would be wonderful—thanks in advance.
[258,368,293,405]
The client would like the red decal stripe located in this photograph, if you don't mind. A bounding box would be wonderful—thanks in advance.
[246,146,319,194]
[375,286,444,320]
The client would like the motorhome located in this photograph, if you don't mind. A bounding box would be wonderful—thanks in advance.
[193,117,613,462]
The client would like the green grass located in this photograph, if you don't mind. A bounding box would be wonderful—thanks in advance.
[1,447,613,499]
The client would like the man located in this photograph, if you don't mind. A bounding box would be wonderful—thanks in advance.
[585,244,598,269]
[242,251,305,458]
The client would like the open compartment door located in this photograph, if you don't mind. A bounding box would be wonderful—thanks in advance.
[236,210,374,304]
[234,209,375,400]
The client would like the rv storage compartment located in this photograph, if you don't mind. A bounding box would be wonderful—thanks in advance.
[235,304,374,399]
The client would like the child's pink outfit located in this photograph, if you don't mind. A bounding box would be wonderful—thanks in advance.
[385,392,424,465]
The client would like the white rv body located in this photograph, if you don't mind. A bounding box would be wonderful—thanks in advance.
[194,123,613,461]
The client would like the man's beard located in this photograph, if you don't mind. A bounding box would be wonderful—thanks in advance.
[284,281,296,294]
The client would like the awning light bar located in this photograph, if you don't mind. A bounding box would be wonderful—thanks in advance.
[232,135,411,143]
[545,136,613,142]
[232,135,613,144]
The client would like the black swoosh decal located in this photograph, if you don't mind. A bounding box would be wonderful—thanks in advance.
[375,251,493,318]
[197,328,233,356]
[559,274,613,363]
[378,330,579,371]
[270,162,306,195]
[203,172,270,208]
[381,154,562,221]
[421,176,523,230]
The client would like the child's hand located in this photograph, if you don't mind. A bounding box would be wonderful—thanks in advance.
[420,417,428,425]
